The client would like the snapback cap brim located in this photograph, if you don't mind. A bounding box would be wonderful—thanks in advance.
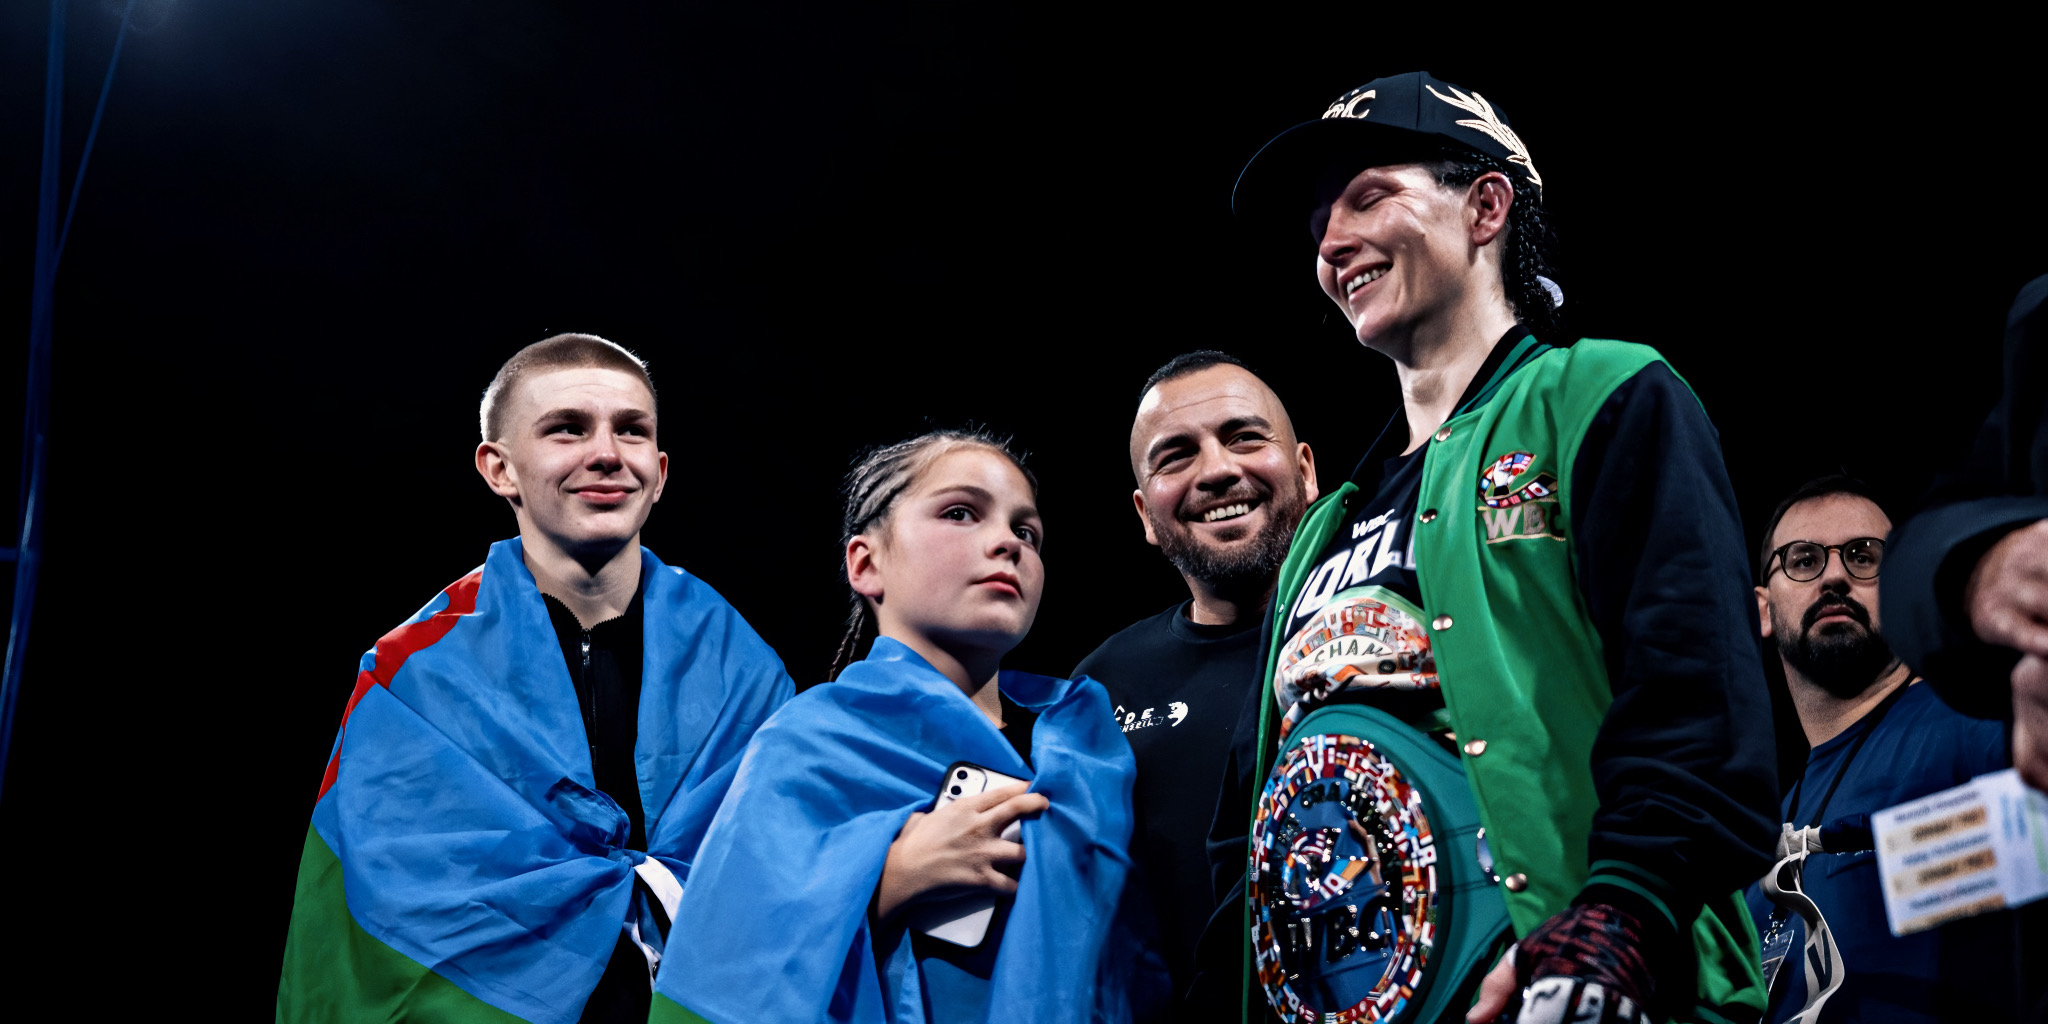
[1231,116,1446,234]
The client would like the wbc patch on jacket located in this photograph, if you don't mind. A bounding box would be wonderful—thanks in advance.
[1477,450,1564,544]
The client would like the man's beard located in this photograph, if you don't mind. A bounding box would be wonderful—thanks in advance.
[1153,486,1308,598]
[1776,589,1897,700]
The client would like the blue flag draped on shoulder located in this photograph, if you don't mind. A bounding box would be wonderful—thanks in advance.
[656,637,1152,1023]
[278,539,794,1024]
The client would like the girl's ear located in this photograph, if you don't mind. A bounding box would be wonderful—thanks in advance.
[848,534,885,601]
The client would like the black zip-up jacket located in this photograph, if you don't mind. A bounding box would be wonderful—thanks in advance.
[542,589,650,1024]
[1885,274,2048,710]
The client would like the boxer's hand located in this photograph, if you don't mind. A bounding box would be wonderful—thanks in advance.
[1466,948,1517,1022]
[1462,904,1653,1024]
[1967,521,2048,657]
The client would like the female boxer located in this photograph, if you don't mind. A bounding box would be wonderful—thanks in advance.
[1231,73,1779,1024]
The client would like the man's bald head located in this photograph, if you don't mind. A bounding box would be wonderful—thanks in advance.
[1129,353,1315,610]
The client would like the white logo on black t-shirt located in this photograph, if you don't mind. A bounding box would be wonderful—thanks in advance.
[1115,703,1190,732]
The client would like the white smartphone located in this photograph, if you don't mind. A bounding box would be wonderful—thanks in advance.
[905,761,1028,947]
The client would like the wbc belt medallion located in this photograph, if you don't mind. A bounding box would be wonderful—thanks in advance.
[1252,733,1440,1023]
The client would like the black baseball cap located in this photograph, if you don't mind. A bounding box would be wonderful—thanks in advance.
[1232,72,1542,229]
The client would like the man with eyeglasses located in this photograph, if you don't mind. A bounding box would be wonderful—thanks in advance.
[1745,476,2011,1023]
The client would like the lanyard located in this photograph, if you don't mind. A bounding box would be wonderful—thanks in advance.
[1765,680,1913,944]
[1784,680,1913,829]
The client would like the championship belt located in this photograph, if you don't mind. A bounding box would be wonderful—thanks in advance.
[1251,701,1510,1023]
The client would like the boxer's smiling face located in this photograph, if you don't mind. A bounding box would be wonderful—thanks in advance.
[1312,163,1494,355]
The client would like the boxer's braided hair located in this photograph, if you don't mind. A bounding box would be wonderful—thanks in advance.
[827,428,1039,681]
[1428,146,1565,342]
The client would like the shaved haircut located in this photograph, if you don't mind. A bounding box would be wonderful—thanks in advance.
[480,333,657,442]
[1139,350,1252,402]
[1130,353,1298,478]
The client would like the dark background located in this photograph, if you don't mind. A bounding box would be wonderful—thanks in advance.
[2,2,2042,1009]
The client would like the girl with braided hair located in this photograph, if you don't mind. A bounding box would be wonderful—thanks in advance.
[655,429,1153,1024]
[1227,73,1779,1023]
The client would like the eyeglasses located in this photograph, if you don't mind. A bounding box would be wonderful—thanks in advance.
[1766,538,1885,583]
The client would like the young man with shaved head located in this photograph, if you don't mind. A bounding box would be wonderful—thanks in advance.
[1075,350,1317,1023]
[278,334,794,1024]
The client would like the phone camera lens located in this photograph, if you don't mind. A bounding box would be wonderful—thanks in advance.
[956,770,969,779]
[949,785,962,796]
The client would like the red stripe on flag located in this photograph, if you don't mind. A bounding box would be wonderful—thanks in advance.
[317,570,484,799]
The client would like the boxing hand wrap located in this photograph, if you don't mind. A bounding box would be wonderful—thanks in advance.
[1505,903,1655,1024]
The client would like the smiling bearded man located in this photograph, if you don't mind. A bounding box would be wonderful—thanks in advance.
[1147,427,1309,601]
[277,334,794,1024]
[1073,350,1316,1024]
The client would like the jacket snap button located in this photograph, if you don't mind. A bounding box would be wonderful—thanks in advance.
[1420,509,1438,523]
[1463,738,1487,757]
[1431,614,1453,631]
[1434,426,1453,442]
[1504,872,1529,893]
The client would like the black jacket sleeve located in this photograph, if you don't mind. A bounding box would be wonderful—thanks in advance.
[1568,362,1780,924]
[1883,274,2048,717]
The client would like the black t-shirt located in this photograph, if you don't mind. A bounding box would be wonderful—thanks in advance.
[1074,602,1262,1015]
[542,591,649,849]
[1274,443,1447,730]
[997,690,1037,768]
[542,590,651,1024]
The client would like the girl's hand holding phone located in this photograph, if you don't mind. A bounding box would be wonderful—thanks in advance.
[874,782,1048,922]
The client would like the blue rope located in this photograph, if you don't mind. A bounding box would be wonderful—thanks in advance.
[58,0,138,264]
[2,0,137,808]
[1,0,68,813]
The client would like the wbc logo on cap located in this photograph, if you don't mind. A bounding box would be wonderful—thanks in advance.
[1321,88,1375,120]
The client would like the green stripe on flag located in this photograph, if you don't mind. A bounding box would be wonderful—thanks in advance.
[276,825,528,1024]
[650,993,715,1023]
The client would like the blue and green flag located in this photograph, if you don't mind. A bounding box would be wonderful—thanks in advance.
[277,539,792,1023]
